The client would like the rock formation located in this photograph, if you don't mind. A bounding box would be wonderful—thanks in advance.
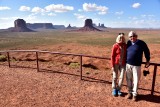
[78,19,101,31]
[66,24,77,29]
[66,24,72,29]
[53,25,65,29]
[98,23,107,28]
[27,23,55,29]
[9,19,33,32]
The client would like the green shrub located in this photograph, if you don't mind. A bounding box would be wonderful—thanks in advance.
[69,62,80,68]
[85,71,90,75]
[0,55,7,62]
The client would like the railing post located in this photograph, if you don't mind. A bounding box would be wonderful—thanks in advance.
[151,65,157,95]
[36,52,39,72]
[7,52,11,67]
[80,55,82,80]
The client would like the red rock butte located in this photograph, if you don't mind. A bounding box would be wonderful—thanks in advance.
[9,19,33,32]
[77,19,102,31]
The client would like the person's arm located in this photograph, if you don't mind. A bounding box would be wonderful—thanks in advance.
[111,44,116,68]
[143,42,150,67]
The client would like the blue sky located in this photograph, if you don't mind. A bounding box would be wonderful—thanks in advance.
[0,0,160,29]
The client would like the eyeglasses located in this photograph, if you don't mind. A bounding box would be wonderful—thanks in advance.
[129,35,136,38]
[119,33,125,35]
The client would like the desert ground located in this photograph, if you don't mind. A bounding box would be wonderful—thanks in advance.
[0,28,160,107]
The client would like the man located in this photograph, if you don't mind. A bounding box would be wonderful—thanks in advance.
[126,31,150,101]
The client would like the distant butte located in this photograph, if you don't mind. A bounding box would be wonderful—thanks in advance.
[27,23,55,29]
[8,19,33,32]
[77,19,101,31]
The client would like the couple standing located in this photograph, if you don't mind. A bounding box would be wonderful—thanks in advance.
[111,31,150,101]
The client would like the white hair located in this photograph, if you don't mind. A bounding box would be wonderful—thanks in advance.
[128,31,137,37]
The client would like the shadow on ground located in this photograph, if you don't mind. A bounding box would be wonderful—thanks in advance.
[138,94,160,103]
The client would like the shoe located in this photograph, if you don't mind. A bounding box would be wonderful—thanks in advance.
[117,90,122,96]
[126,93,132,99]
[132,96,137,101]
[112,89,117,96]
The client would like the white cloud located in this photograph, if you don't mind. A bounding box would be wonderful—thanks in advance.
[132,3,141,8]
[83,3,97,11]
[83,3,108,15]
[19,6,30,11]
[115,11,124,15]
[130,20,159,28]
[130,19,160,28]
[0,17,19,20]
[0,21,14,29]
[74,13,87,20]
[78,9,83,12]
[97,5,108,12]
[0,17,20,28]
[129,16,138,20]
[141,14,155,18]
[141,14,147,18]
[31,7,45,13]
[48,13,56,16]
[45,4,74,13]
[98,11,106,15]
[0,17,10,20]
[92,18,100,24]
[0,6,11,10]
[26,14,37,20]
[148,15,155,18]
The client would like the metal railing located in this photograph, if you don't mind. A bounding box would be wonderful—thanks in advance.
[0,50,159,95]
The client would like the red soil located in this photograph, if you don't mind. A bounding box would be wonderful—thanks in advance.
[0,43,160,107]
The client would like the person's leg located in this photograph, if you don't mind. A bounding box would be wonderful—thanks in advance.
[112,64,119,96]
[126,64,133,99]
[132,66,141,97]
[117,65,125,96]
[118,66,125,90]
[126,64,133,94]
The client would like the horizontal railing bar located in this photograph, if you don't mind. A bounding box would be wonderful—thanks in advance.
[0,51,7,53]
[38,51,82,56]
[0,50,160,65]
[38,51,110,59]
[141,62,160,66]
[0,50,110,60]
[0,50,38,52]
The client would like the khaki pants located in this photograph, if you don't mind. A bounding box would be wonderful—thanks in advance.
[112,64,125,90]
[126,64,141,96]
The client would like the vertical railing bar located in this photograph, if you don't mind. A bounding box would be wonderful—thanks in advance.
[7,52,11,67]
[36,51,39,72]
[80,55,83,80]
[151,65,157,95]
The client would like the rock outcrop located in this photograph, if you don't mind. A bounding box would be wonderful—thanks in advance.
[66,24,72,29]
[9,19,33,32]
[27,23,55,29]
[66,24,77,29]
[53,25,65,29]
[78,19,101,31]
[98,23,107,28]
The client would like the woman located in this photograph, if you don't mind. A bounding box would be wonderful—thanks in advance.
[111,33,127,96]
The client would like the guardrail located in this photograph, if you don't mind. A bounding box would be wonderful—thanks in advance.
[0,50,159,95]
